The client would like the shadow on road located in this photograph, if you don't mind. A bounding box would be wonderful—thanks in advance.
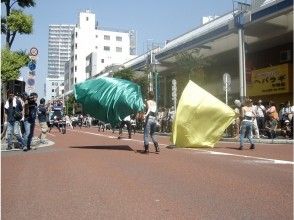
[69,145,134,151]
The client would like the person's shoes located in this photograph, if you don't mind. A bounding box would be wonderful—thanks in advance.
[6,145,12,150]
[22,146,28,152]
[238,146,243,150]
[128,135,132,139]
[118,136,122,139]
[143,144,149,154]
[250,144,255,150]
[154,142,160,153]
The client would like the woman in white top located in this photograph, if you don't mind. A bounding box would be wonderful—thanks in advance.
[143,91,159,153]
[239,98,256,150]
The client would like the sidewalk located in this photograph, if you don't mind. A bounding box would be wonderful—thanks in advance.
[1,137,54,152]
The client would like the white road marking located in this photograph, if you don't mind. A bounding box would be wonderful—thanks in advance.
[68,129,294,165]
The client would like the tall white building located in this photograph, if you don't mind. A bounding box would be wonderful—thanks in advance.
[64,10,137,94]
[46,24,75,101]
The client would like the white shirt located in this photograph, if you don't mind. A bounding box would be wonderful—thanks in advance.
[255,104,265,117]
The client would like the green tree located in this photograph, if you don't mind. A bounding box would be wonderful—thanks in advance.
[113,68,149,99]
[1,0,35,49]
[65,94,76,115]
[173,48,211,85]
[1,48,29,82]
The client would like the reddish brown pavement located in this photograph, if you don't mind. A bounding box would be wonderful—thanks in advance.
[2,126,293,220]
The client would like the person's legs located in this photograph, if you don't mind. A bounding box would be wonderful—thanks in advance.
[246,122,255,149]
[27,121,35,150]
[126,121,132,138]
[14,121,25,148]
[6,122,13,149]
[23,120,31,150]
[150,119,159,152]
[143,119,151,152]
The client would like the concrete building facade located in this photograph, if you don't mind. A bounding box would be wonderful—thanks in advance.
[64,10,136,94]
[46,24,75,101]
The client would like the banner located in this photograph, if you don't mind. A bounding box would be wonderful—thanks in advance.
[247,64,289,96]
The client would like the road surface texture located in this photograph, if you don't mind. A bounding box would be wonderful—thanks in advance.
[2,126,293,219]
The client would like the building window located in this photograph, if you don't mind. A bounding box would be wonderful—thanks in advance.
[52,82,54,86]
[116,36,122,41]
[104,35,110,40]
[71,67,74,73]
[52,89,54,92]
[116,47,122,52]
[75,77,77,83]
[104,46,110,51]
[75,32,78,38]
[95,46,98,49]
[71,56,74,62]
[86,17,88,21]
[101,59,104,63]
[96,35,98,38]
[75,54,77,60]
[75,43,77,49]
[75,66,77,72]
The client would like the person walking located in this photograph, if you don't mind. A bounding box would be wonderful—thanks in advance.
[118,115,132,139]
[4,91,26,150]
[23,92,38,151]
[239,98,256,150]
[143,91,159,153]
[37,98,48,144]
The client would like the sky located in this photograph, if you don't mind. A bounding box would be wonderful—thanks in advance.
[2,0,236,98]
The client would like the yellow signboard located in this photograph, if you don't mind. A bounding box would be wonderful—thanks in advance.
[247,64,289,96]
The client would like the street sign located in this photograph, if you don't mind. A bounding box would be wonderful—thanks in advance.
[30,47,38,56]
[29,55,37,60]
[28,60,36,71]
[223,73,231,85]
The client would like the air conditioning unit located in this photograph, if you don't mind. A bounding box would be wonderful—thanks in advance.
[280,50,291,62]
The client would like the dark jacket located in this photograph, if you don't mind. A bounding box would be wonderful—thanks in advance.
[37,104,47,123]
[5,99,23,123]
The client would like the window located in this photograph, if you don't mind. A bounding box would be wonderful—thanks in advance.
[95,46,98,49]
[86,17,88,21]
[75,43,77,49]
[75,66,77,72]
[101,59,104,63]
[104,46,110,51]
[75,32,78,38]
[52,89,55,92]
[75,77,77,83]
[104,35,110,40]
[75,54,77,60]
[116,36,122,41]
[116,47,122,52]
[96,35,98,38]
[52,82,55,86]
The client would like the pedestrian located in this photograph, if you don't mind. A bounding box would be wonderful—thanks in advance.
[118,115,132,139]
[143,91,159,153]
[23,92,38,151]
[256,100,266,137]
[239,98,256,150]
[233,99,241,138]
[4,91,26,150]
[37,98,48,144]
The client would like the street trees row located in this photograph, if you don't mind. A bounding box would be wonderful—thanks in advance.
[1,0,35,82]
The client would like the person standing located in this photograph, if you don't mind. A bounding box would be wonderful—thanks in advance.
[37,98,48,144]
[256,100,266,137]
[143,91,159,153]
[4,92,26,150]
[239,98,256,150]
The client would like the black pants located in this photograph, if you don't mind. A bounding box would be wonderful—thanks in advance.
[119,121,131,137]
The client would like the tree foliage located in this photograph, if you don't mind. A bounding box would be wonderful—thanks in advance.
[1,48,29,82]
[1,0,35,49]
[65,94,76,115]
[113,68,149,99]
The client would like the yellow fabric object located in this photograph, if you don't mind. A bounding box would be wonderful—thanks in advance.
[172,80,236,148]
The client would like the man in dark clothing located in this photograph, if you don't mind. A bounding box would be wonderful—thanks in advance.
[4,92,26,150]
[23,92,38,151]
[37,98,48,144]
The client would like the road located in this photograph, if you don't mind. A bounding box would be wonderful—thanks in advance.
[2,126,293,220]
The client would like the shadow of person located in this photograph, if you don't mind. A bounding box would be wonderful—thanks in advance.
[70,145,133,151]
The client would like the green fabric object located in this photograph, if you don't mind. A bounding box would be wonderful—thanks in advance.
[74,77,144,126]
